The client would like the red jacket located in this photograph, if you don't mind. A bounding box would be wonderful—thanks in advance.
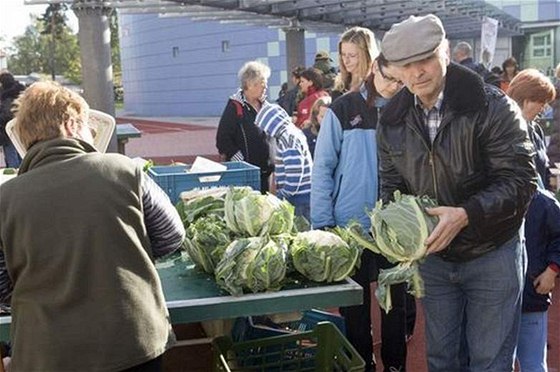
[294,87,329,128]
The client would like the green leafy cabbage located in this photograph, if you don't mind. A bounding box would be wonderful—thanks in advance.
[183,214,232,274]
[348,191,438,312]
[224,188,295,237]
[215,237,288,296]
[290,230,361,282]
[176,188,227,228]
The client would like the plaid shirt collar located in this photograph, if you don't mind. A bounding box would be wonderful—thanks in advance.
[414,88,445,113]
[415,89,445,143]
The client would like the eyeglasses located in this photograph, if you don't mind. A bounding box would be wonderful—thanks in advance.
[84,123,98,139]
[378,63,402,85]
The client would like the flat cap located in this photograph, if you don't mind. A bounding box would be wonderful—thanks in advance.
[315,50,332,62]
[381,14,446,66]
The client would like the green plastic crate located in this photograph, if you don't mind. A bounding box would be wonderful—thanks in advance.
[213,322,364,371]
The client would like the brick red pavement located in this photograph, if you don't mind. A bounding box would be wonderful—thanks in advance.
[121,117,560,372]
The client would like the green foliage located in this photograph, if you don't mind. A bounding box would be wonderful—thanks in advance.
[110,11,122,88]
[7,16,81,83]
[40,4,69,37]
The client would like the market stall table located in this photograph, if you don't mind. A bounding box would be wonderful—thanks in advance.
[116,123,141,155]
[0,256,362,342]
[159,256,362,324]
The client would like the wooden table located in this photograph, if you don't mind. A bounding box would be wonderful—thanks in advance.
[116,123,142,155]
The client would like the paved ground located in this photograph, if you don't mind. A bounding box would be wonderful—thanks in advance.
[120,115,559,372]
[116,116,221,165]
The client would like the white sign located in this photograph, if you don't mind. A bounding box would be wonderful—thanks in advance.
[480,16,499,67]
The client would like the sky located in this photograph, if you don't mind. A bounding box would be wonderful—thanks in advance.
[0,0,77,48]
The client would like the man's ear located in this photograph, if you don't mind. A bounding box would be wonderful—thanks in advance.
[62,118,79,137]
[443,39,451,65]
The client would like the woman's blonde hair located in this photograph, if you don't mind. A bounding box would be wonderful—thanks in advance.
[14,81,89,150]
[335,27,379,92]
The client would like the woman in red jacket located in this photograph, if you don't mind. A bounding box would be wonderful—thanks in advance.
[294,68,329,128]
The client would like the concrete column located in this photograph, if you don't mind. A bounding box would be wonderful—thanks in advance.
[73,1,117,152]
[284,27,305,89]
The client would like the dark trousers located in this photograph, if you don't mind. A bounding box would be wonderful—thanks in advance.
[340,249,376,371]
[380,283,407,372]
[406,293,417,337]
[376,254,408,372]
[121,356,163,372]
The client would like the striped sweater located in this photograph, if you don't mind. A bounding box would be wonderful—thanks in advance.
[256,102,312,199]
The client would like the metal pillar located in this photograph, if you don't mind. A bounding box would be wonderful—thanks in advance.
[284,26,305,89]
[73,0,117,152]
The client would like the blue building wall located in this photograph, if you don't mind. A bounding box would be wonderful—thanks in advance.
[488,0,560,22]
[119,13,341,116]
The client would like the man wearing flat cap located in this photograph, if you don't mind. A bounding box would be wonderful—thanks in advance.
[377,14,537,371]
[313,50,337,90]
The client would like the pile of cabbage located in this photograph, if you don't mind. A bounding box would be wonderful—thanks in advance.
[349,190,438,312]
[175,187,361,296]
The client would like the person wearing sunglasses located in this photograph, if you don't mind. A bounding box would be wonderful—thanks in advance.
[0,81,185,371]
[311,48,405,371]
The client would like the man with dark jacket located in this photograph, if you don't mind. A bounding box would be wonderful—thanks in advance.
[378,15,537,371]
[0,72,25,167]
[452,41,502,88]
[313,51,337,91]
[278,66,305,117]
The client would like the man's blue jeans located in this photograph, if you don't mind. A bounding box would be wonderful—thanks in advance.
[419,235,525,372]
[516,311,548,372]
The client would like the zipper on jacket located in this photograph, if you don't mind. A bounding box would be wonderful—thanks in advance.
[407,121,439,200]
[429,152,438,198]
[238,105,250,161]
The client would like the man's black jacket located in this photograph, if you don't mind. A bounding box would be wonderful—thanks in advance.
[377,63,537,262]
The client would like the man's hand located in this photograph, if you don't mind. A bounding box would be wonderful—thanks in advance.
[424,206,469,254]
[533,267,557,295]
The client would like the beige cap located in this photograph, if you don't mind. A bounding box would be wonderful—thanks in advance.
[315,50,332,62]
[381,14,446,66]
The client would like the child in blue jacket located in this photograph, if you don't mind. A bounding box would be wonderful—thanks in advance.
[517,189,560,371]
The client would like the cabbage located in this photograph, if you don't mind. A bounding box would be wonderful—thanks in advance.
[183,214,232,274]
[290,230,361,282]
[224,188,295,237]
[348,191,438,312]
[176,188,227,227]
[215,237,288,296]
[224,187,258,234]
